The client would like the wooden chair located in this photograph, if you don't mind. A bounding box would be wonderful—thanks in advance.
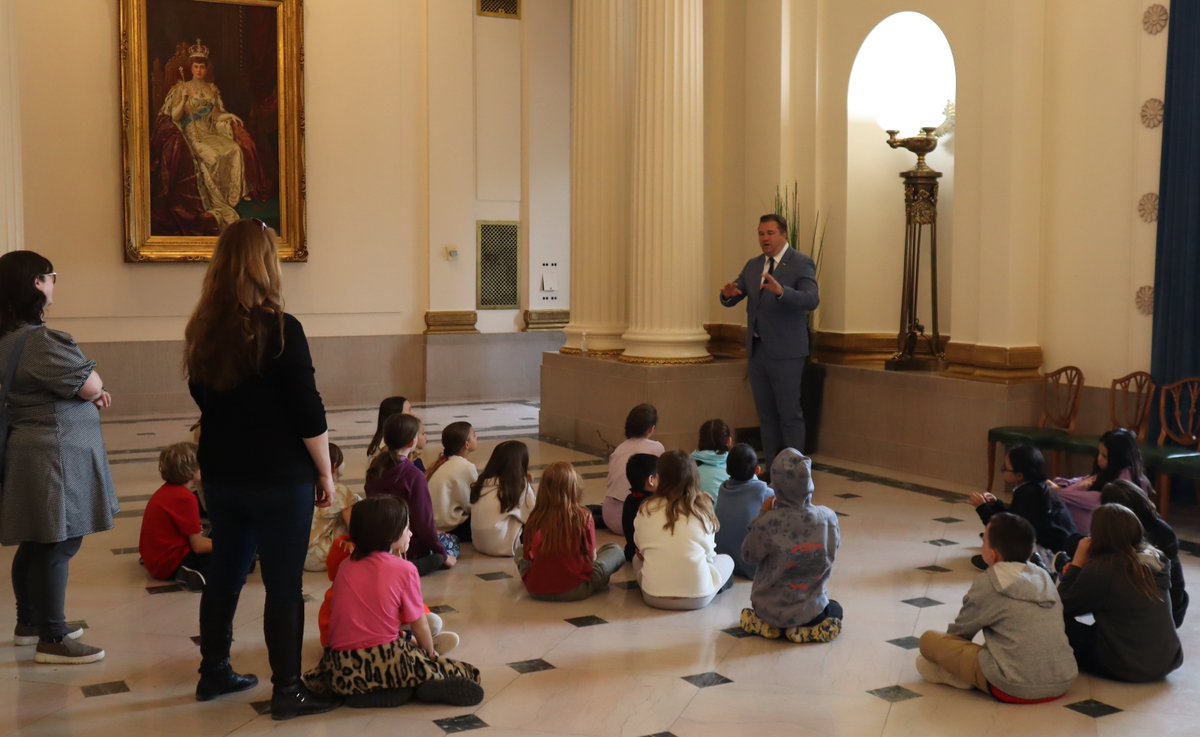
[986,366,1084,491]
[1144,378,1200,520]
[1049,371,1156,462]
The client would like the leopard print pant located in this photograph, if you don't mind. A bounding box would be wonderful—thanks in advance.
[302,637,481,696]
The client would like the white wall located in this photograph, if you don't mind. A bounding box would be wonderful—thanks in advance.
[1040,0,1163,384]
[14,0,570,342]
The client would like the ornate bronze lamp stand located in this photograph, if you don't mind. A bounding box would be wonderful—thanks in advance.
[883,126,944,371]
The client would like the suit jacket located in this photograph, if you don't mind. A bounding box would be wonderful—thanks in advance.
[720,246,819,359]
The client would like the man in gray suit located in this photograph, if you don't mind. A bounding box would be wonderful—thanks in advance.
[720,214,819,466]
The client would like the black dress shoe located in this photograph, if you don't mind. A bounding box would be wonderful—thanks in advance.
[195,668,259,701]
[270,685,341,721]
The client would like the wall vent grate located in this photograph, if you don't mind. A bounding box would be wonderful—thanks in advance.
[478,0,520,20]
[477,221,520,310]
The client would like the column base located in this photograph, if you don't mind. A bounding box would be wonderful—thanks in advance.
[618,329,712,364]
[562,324,627,355]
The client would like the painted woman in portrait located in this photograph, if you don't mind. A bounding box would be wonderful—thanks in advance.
[150,39,272,236]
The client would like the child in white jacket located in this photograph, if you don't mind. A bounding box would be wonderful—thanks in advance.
[470,440,536,556]
[633,451,734,610]
[427,422,478,540]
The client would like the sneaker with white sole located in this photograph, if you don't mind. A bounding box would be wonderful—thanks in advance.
[915,655,973,690]
[34,638,105,664]
[14,624,83,647]
[433,631,460,655]
[174,566,206,592]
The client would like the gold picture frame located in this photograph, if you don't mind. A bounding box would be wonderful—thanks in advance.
[119,0,306,262]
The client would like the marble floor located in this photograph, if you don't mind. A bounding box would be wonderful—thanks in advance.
[2,402,1197,737]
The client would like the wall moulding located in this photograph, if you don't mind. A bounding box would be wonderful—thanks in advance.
[812,330,951,366]
[423,310,480,335]
[943,341,1043,383]
[522,309,569,332]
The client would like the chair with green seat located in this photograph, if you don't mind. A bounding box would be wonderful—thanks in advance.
[1144,378,1200,520]
[987,366,1084,491]
[1047,371,1156,464]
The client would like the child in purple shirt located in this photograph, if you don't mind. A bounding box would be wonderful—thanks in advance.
[365,414,456,575]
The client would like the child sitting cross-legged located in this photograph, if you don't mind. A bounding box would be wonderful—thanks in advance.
[633,451,735,611]
[303,496,483,709]
[715,443,774,578]
[139,442,211,591]
[968,445,1080,571]
[518,462,625,601]
[304,442,362,572]
[1057,503,1183,682]
[427,421,479,542]
[365,414,457,574]
[739,448,841,642]
[621,453,659,562]
[917,513,1078,702]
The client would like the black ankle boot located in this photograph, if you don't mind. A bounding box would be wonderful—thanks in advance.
[196,664,259,702]
[270,684,341,721]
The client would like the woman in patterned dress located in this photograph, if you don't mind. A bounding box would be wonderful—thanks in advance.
[0,250,118,665]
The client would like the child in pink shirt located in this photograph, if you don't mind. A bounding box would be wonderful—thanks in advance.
[302,497,482,708]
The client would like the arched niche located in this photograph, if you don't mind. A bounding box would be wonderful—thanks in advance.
[845,12,956,338]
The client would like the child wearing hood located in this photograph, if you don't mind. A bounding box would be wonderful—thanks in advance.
[739,448,842,643]
[691,419,733,500]
[917,513,1078,701]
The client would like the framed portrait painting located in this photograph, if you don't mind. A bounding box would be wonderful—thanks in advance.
[119,0,306,261]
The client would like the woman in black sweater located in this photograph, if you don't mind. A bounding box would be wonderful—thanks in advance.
[184,219,338,720]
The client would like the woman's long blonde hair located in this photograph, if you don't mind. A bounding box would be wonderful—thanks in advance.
[184,220,285,391]
[643,450,718,535]
[524,462,588,558]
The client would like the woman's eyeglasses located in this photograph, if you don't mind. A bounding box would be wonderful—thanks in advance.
[39,272,57,284]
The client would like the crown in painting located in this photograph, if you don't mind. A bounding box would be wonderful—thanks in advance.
[188,38,210,60]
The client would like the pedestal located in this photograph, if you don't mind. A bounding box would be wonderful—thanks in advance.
[539,351,757,454]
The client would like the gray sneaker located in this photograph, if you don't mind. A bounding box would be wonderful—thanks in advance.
[14,624,83,647]
[34,638,105,664]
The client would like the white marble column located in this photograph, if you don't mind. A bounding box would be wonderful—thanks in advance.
[620,0,710,363]
[562,0,635,355]
[0,0,23,253]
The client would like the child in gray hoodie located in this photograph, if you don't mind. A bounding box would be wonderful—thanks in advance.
[739,448,842,643]
[918,513,1078,702]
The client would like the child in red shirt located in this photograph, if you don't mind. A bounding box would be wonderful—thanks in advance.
[519,462,625,601]
[139,442,211,591]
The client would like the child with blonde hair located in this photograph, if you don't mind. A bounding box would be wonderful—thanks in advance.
[633,451,734,610]
[305,443,362,571]
[140,441,211,591]
[518,462,625,601]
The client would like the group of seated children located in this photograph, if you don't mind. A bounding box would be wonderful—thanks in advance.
[919,438,1185,701]
[142,397,1187,712]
